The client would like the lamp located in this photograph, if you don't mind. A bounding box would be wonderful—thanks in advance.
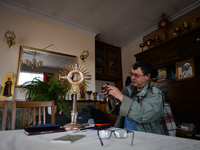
[24,52,43,69]
[80,50,89,62]
[5,30,16,47]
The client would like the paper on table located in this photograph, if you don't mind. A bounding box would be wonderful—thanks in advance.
[52,134,86,143]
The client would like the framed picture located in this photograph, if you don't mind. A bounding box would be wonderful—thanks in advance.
[0,72,16,99]
[157,68,167,81]
[176,58,195,81]
[78,84,86,100]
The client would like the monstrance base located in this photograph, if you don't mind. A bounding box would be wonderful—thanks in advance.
[63,122,84,130]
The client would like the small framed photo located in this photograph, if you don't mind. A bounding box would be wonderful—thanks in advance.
[157,68,167,81]
[176,58,195,81]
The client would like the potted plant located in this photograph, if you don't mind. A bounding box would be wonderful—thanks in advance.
[19,74,70,114]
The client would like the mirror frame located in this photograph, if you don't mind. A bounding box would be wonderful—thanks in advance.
[16,46,77,86]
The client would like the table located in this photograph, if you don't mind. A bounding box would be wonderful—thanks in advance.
[0,128,200,150]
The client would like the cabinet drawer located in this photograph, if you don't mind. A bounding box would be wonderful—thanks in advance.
[135,50,155,66]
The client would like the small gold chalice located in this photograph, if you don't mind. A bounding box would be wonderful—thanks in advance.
[145,40,152,49]
[86,91,92,100]
[182,21,189,32]
[154,36,160,46]
[93,92,98,101]
[174,27,181,35]
[139,43,145,51]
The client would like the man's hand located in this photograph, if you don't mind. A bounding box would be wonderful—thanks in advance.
[106,85,124,102]
[101,87,117,108]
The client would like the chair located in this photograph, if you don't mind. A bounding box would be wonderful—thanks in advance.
[160,103,176,136]
[11,100,55,130]
[0,101,9,130]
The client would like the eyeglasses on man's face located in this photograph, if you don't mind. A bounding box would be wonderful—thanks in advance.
[97,129,134,146]
[129,72,146,78]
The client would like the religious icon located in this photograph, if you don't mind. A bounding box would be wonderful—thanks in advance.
[0,72,16,99]
[3,77,12,97]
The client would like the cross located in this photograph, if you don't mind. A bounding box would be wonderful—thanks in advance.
[161,13,166,19]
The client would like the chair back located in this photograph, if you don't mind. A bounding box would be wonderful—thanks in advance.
[160,103,176,136]
[11,100,55,130]
[0,101,9,130]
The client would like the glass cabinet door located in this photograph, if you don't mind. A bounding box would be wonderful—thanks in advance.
[108,46,121,77]
[95,44,107,76]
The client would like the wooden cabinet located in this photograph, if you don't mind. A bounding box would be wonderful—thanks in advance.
[154,42,180,66]
[95,41,122,125]
[95,41,123,90]
[97,101,118,126]
[95,41,122,80]
[135,26,200,130]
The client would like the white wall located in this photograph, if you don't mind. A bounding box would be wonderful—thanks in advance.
[0,6,95,99]
[121,40,145,87]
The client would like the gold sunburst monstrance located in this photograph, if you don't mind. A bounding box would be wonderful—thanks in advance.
[60,63,91,130]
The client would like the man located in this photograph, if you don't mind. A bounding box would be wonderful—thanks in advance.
[182,62,192,78]
[102,61,165,135]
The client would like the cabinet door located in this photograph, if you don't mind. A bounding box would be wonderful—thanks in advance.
[180,28,200,58]
[155,43,180,65]
[95,43,107,76]
[108,46,122,77]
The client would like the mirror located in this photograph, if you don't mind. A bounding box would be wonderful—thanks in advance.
[16,46,77,86]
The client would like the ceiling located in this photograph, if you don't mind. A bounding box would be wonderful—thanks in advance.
[1,0,200,48]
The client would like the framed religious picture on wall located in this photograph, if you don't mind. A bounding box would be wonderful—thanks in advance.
[176,58,195,81]
[78,83,86,100]
[0,72,16,99]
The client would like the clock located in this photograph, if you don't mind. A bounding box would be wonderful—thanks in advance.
[158,13,169,42]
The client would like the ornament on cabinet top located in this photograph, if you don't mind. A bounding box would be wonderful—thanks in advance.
[158,13,169,43]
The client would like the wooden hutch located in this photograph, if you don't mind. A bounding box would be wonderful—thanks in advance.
[135,26,200,130]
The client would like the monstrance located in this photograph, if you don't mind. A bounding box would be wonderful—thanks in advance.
[60,63,91,130]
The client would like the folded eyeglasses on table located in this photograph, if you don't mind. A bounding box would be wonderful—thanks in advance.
[97,129,134,146]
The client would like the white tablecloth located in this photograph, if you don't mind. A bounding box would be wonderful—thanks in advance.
[0,129,200,150]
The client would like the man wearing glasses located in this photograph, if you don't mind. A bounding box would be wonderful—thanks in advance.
[102,61,165,135]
